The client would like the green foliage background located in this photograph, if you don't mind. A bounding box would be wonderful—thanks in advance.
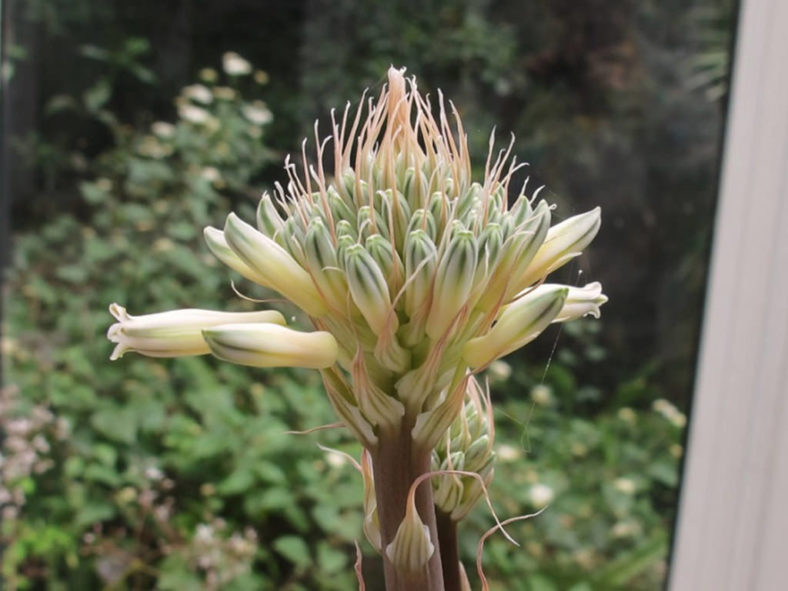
[2,0,732,588]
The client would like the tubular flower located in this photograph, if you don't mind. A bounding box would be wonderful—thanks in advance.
[108,66,605,440]
[107,304,286,360]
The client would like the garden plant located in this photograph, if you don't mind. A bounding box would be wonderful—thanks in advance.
[105,67,606,590]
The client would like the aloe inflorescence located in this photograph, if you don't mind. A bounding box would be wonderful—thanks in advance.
[108,67,606,590]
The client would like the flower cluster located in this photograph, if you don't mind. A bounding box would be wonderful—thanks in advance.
[107,67,606,583]
[109,67,605,446]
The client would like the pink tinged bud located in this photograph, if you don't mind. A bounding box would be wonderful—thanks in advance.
[344,244,397,335]
[107,304,285,360]
[222,213,327,317]
[360,450,381,551]
[384,492,435,574]
[425,229,478,339]
[321,368,377,447]
[463,286,568,368]
[516,206,601,290]
[202,323,338,369]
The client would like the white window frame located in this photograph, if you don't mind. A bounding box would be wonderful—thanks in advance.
[669,0,788,588]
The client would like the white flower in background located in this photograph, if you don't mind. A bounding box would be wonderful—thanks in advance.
[200,166,222,183]
[529,483,555,507]
[496,444,521,462]
[530,384,553,406]
[151,121,175,138]
[613,477,637,495]
[178,103,211,124]
[182,84,214,105]
[222,51,252,76]
[652,398,687,428]
[242,101,273,126]
[617,406,637,425]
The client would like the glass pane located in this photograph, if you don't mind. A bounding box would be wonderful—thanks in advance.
[1,1,737,588]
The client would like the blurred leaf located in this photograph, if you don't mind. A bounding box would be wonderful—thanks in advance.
[273,536,311,569]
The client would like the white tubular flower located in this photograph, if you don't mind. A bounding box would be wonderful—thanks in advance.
[107,304,285,360]
[515,207,601,291]
[222,213,327,317]
[463,286,568,368]
[222,51,252,76]
[202,324,338,369]
[528,281,608,323]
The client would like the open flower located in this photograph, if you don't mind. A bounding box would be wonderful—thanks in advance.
[107,304,285,360]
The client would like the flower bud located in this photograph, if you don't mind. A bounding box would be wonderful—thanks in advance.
[478,201,550,310]
[463,286,568,368]
[304,217,347,309]
[344,244,397,334]
[385,494,435,573]
[403,230,438,320]
[255,193,284,238]
[515,206,601,290]
[107,304,285,360]
[425,229,478,339]
[202,323,338,368]
[407,208,437,241]
[223,213,327,317]
[204,226,270,286]
[366,234,403,295]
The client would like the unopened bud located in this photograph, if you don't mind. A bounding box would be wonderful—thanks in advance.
[202,323,338,368]
[223,213,326,317]
[345,244,397,334]
[425,230,478,339]
[464,286,568,368]
[516,207,601,290]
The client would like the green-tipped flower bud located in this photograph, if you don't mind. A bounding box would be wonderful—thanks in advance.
[407,208,437,241]
[204,226,270,286]
[107,304,285,360]
[203,323,338,368]
[328,185,356,224]
[384,494,435,573]
[515,206,601,291]
[403,229,438,320]
[345,244,397,334]
[304,217,347,309]
[366,234,403,294]
[464,286,568,368]
[425,229,478,339]
[223,213,327,317]
[256,192,284,238]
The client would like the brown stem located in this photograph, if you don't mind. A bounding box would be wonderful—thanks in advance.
[371,421,445,591]
[436,509,461,591]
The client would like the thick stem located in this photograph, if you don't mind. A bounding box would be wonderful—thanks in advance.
[436,509,461,591]
[371,421,445,591]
